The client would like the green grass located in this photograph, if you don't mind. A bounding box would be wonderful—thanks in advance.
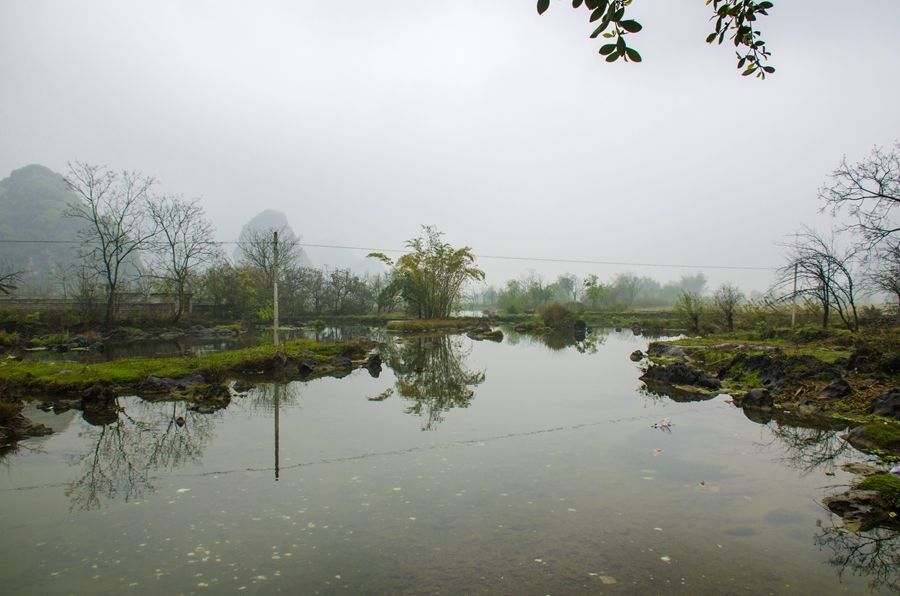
[0,338,361,394]
[857,473,900,510]
[860,423,900,449]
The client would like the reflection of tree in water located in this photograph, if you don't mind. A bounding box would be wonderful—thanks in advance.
[249,382,304,412]
[502,327,607,354]
[65,399,215,510]
[765,422,852,475]
[382,334,485,430]
[815,522,900,592]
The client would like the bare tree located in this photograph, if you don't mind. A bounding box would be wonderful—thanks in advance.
[776,228,861,330]
[65,162,158,324]
[713,282,743,331]
[236,226,303,286]
[820,141,899,249]
[868,243,900,306]
[0,263,22,295]
[148,196,220,322]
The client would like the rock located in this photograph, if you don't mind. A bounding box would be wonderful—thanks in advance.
[330,356,353,368]
[631,323,643,335]
[841,462,884,477]
[870,388,900,419]
[366,353,383,378]
[573,320,587,332]
[629,350,644,362]
[159,331,184,340]
[232,379,256,393]
[297,359,318,376]
[819,379,852,400]
[81,384,116,402]
[845,424,900,452]
[268,353,289,369]
[175,416,186,426]
[640,362,720,390]
[823,490,892,531]
[646,343,687,362]
[467,329,504,342]
[734,388,774,409]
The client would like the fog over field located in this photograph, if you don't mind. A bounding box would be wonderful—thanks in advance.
[1,0,898,292]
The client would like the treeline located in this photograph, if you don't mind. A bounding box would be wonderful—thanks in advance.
[473,271,710,313]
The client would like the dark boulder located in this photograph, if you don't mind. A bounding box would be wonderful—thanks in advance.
[823,490,892,532]
[297,359,318,376]
[573,320,587,332]
[640,362,721,390]
[819,379,852,400]
[629,350,644,362]
[331,356,353,368]
[733,388,774,409]
[871,388,900,419]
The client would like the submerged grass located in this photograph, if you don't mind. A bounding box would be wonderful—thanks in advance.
[0,338,359,394]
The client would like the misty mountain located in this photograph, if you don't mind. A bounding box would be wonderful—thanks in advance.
[0,164,83,290]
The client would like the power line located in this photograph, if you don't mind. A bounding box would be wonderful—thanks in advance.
[0,238,777,271]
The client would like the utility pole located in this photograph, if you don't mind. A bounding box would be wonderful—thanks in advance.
[791,262,798,329]
[273,230,280,346]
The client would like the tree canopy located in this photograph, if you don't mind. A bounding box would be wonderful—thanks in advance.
[369,226,485,319]
[537,0,775,78]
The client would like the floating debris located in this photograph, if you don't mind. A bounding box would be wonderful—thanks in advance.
[651,418,673,432]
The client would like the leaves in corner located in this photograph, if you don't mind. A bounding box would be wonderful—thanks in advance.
[537,0,551,15]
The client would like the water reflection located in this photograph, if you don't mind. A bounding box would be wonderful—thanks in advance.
[65,399,215,510]
[382,335,485,430]
[766,423,853,475]
[815,523,900,592]
[501,326,607,353]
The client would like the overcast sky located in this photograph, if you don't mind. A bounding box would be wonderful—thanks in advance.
[1,0,898,292]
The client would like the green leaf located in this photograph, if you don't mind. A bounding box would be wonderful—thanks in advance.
[705,32,717,43]
[605,51,620,62]
[620,20,642,33]
[625,47,642,62]
[616,35,626,51]
[537,0,550,15]
[590,7,604,22]
[573,0,584,7]
[599,43,617,55]
[763,65,776,73]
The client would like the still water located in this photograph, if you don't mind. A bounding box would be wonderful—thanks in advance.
[1,329,896,594]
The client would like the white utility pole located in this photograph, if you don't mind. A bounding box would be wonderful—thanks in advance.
[273,230,280,346]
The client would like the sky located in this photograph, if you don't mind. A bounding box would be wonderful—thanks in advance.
[1,0,898,294]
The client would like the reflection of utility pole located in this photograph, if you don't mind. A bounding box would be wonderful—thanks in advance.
[273,231,280,346]
[791,262,798,329]
[274,383,280,481]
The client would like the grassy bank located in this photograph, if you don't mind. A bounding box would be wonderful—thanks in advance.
[0,337,368,396]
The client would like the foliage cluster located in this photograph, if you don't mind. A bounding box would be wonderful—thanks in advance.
[370,227,484,320]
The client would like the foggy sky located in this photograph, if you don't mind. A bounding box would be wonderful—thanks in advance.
[1,0,898,293]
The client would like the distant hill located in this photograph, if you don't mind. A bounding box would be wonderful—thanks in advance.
[234,209,312,267]
[0,165,84,291]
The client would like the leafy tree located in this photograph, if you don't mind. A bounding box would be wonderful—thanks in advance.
[676,290,705,334]
[537,0,775,78]
[369,226,485,319]
[582,274,609,309]
[713,282,744,331]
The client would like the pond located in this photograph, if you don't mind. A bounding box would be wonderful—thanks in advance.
[1,328,896,594]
